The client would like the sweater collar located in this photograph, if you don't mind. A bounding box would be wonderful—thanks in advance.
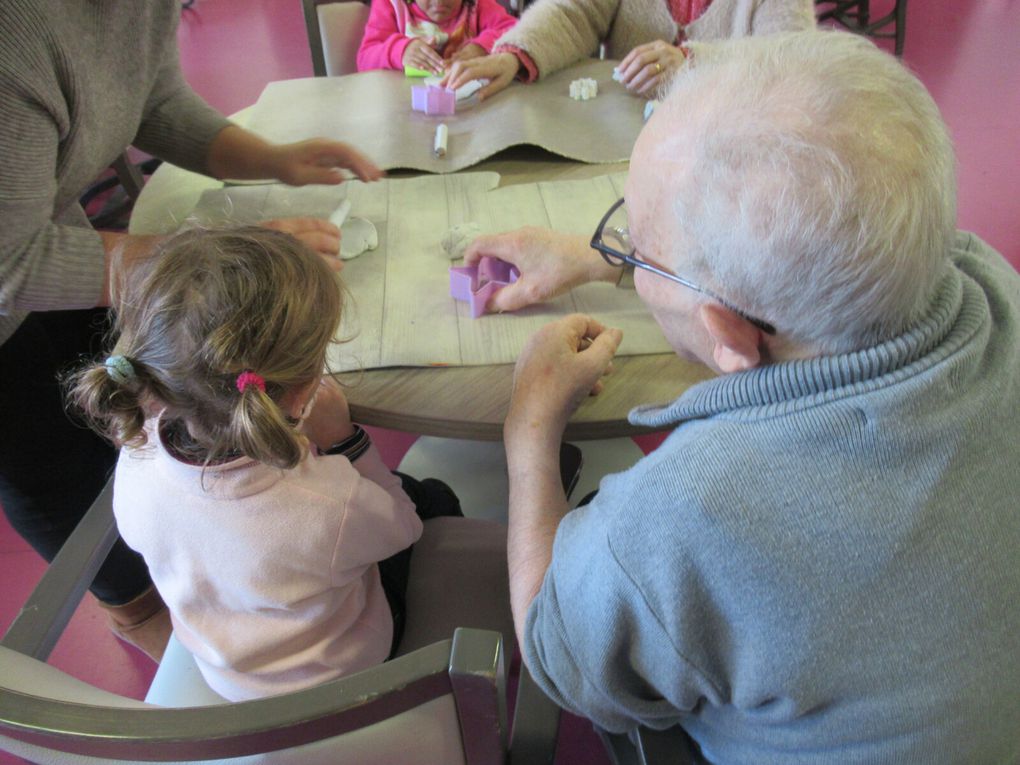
[149,415,284,499]
[631,264,982,428]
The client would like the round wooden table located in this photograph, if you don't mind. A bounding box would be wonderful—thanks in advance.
[129,124,714,441]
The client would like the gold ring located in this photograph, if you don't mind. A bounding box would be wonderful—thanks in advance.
[655,62,663,74]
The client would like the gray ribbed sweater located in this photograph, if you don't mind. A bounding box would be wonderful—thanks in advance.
[525,232,1020,763]
[0,0,230,345]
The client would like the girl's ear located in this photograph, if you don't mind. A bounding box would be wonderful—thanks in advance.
[698,303,763,373]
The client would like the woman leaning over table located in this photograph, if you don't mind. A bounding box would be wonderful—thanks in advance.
[0,0,381,663]
[444,0,816,98]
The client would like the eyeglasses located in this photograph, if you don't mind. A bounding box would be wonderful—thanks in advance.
[590,198,776,335]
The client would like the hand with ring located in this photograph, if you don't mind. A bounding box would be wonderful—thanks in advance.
[615,40,688,97]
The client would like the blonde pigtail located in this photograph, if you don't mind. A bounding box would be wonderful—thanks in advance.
[229,372,305,470]
[65,354,149,448]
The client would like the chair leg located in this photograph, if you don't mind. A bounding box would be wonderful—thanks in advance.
[111,153,146,201]
[894,0,907,56]
[509,665,561,765]
[597,729,643,765]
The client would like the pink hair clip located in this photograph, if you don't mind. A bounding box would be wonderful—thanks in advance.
[235,371,266,393]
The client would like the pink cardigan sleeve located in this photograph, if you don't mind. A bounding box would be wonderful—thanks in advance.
[469,0,518,53]
[357,0,414,71]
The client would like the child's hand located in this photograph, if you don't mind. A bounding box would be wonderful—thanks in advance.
[403,39,445,75]
[299,377,357,450]
[260,217,343,271]
[446,43,486,65]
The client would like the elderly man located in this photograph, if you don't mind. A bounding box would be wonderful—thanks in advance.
[498,31,1020,763]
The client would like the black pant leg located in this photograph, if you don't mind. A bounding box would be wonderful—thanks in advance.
[0,309,152,605]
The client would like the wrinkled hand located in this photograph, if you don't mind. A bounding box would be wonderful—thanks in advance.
[403,38,445,75]
[442,52,519,100]
[261,217,342,269]
[268,139,383,186]
[465,227,604,312]
[446,42,487,65]
[616,40,687,97]
[299,377,356,450]
[506,314,623,442]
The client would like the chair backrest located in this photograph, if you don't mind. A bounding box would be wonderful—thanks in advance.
[0,628,504,764]
[0,479,544,765]
[302,0,372,76]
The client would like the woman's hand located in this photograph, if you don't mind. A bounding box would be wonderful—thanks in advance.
[260,217,343,268]
[267,139,383,186]
[403,38,445,75]
[464,227,618,312]
[442,52,520,100]
[616,40,688,97]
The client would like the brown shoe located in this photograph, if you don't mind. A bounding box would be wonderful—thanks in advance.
[97,585,172,663]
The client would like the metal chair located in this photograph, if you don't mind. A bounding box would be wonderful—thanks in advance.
[0,481,559,764]
[302,0,372,76]
[816,0,908,56]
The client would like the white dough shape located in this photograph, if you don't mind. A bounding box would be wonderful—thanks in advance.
[611,67,624,83]
[441,222,482,260]
[329,199,352,229]
[569,78,598,101]
[455,79,486,101]
[644,99,660,122]
[339,216,378,260]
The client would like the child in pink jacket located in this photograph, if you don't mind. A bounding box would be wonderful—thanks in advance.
[357,0,516,75]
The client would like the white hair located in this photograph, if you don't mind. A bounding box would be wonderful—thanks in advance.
[657,31,956,353]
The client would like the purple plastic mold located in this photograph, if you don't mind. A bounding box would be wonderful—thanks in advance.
[411,84,456,116]
[449,256,520,318]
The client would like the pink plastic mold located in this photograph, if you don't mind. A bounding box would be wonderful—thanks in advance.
[449,257,520,318]
[411,84,456,116]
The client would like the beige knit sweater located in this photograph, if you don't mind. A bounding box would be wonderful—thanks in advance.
[495,0,816,79]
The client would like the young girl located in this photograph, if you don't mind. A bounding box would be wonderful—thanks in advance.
[357,0,517,75]
[70,227,460,701]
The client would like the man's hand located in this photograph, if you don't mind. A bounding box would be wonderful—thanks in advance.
[403,38,445,75]
[267,139,383,186]
[299,377,357,450]
[506,314,623,445]
[261,217,343,268]
[616,40,687,97]
[465,227,617,312]
[442,52,520,100]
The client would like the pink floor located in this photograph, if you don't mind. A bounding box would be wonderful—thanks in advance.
[2,2,1017,763]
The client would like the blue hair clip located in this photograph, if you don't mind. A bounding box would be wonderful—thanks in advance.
[104,355,136,385]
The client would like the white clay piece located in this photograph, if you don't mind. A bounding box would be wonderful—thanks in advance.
[569,78,599,101]
[611,67,624,83]
[441,222,483,260]
[339,216,379,260]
